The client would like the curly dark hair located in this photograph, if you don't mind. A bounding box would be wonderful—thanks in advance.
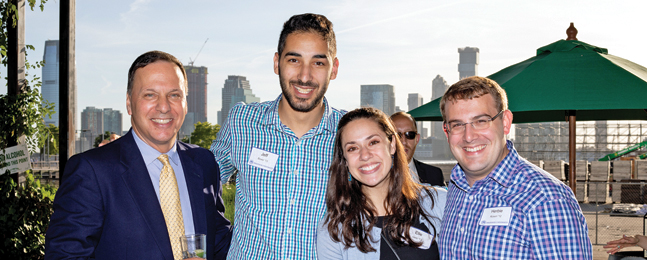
[277,13,336,58]
[324,107,438,253]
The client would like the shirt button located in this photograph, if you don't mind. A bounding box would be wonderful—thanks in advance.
[291,199,296,205]
[296,140,301,146]
[287,228,292,234]
[458,214,462,217]
[460,227,464,233]
[468,195,474,201]
[293,170,298,175]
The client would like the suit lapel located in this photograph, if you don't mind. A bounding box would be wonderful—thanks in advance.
[414,159,422,173]
[177,143,207,235]
[119,131,174,260]
[414,159,427,183]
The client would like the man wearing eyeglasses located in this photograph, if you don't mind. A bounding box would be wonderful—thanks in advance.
[438,76,592,259]
[390,112,445,186]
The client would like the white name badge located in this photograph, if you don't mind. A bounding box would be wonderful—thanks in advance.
[409,226,433,249]
[247,147,279,172]
[478,207,513,226]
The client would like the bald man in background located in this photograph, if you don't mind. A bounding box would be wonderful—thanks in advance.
[391,112,445,186]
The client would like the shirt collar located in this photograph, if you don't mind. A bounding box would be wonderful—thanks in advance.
[451,140,517,192]
[408,159,417,173]
[262,93,336,134]
[131,128,180,166]
[408,159,420,183]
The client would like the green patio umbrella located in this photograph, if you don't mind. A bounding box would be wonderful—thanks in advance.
[409,24,647,193]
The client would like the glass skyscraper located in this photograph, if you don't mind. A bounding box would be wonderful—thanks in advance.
[360,84,395,116]
[81,106,103,137]
[218,75,259,126]
[103,108,123,135]
[42,40,60,127]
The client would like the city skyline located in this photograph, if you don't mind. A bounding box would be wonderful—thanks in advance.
[77,106,123,152]
[80,106,124,136]
[2,1,646,131]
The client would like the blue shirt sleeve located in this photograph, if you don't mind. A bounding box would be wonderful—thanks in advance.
[210,105,237,184]
[526,199,592,259]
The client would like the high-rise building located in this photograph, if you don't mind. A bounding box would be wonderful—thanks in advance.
[407,93,425,137]
[81,107,104,137]
[180,65,208,137]
[431,75,451,159]
[80,106,103,152]
[407,93,423,111]
[103,108,122,135]
[431,75,448,100]
[79,107,123,152]
[42,40,60,126]
[430,75,449,138]
[218,75,259,126]
[458,47,479,79]
[360,84,395,116]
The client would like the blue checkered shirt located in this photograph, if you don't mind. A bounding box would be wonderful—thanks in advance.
[210,94,345,260]
[439,140,592,259]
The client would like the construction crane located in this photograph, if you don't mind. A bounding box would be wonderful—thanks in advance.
[599,140,647,161]
[188,38,209,66]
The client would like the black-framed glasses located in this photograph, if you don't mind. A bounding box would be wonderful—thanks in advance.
[444,110,504,135]
[397,131,417,140]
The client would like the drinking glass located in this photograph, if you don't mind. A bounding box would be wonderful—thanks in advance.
[180,234,206,259]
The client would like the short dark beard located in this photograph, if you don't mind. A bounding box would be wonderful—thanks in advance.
[278,67,328,113]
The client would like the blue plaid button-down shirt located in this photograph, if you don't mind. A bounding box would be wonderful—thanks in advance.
[439,140,592,259]
[210,94,344,260]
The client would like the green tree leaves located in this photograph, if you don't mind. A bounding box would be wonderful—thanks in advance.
[181,121,220,149]
[0,170,56,259]
[40,124,58,155]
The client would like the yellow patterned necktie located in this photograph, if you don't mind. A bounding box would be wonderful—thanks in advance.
[158,154,185,260]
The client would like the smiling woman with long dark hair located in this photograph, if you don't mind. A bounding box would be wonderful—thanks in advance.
[317,107,446,260]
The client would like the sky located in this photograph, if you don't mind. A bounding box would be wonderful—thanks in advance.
[3,0,647,131]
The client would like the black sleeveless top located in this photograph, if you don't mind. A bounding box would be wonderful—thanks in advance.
[375,216,439,260]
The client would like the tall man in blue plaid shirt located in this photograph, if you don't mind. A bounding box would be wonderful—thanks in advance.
[438,76,592,259]
[210,14,344,259]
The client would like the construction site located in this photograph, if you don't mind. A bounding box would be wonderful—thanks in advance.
[513,121,647,162]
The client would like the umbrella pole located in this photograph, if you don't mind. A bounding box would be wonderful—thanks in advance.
[568,110,577,195]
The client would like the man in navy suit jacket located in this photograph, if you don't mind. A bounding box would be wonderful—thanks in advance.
[391,112,446,186]
[45,51,231,260]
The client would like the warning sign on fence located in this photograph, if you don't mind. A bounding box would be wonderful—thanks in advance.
[0,144,31,175]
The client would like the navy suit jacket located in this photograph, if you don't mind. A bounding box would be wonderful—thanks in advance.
[45,130,231,260]
[414,159,446,187]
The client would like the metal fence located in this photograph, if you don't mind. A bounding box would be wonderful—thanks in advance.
[28,161,60,187]
[32,161,59,169]
[579,181,647,246]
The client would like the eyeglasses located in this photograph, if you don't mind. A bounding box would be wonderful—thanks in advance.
[444,110,504,135]
[397,131,417,140]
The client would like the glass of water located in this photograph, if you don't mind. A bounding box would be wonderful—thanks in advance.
[180,234,207,259]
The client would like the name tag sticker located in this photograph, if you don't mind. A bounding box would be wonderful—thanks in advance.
[247,147,279,172]
[478,207,512,226]
[409,226,433,249]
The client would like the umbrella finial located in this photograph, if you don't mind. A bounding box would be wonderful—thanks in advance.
[566,22,578,41]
